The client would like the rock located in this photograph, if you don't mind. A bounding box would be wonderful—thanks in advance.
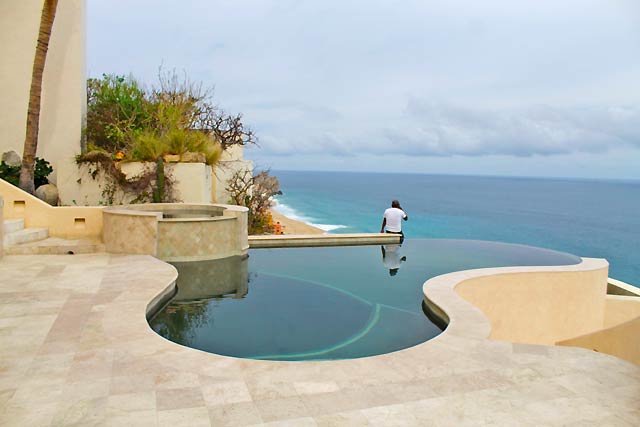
[163,154,181,163]
[180,151,206,163]
[35,184,59,206]
[2,151,21,167]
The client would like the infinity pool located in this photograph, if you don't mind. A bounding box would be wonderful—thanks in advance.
[149,239,580,361]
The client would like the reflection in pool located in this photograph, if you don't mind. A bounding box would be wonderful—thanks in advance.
[149,239,581,361]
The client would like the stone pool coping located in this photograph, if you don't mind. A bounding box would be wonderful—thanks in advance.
[248,233,401,248]
[0,253,638,426]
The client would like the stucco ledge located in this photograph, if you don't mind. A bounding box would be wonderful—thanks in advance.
[422,257,611,348]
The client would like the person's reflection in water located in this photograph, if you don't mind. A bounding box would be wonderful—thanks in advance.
[381,244,407,276]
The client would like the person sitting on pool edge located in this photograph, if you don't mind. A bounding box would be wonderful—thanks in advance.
[381,199,408,243]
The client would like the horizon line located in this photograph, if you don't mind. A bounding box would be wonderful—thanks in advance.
[268,169,640,184]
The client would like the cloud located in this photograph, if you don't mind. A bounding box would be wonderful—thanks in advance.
[252,101,640,158]
[88,0,640,177]
[384,101,640,157]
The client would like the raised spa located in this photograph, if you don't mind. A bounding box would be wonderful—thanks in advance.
[149,239,580,361]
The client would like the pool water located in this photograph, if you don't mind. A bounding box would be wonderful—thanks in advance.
[149,239,580,361]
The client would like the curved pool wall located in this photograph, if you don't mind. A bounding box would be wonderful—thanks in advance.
[103,203,248,261]
[149,238,583,361]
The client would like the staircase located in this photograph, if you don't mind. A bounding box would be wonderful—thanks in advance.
[3,219,104,255]
[3,219,48,247]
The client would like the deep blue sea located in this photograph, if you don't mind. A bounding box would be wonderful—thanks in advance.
[272,170,640,286]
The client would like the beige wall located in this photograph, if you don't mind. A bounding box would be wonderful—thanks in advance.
[0,196,4,258]
[213,146,253,203]
[455,266,609,345]
[0,0,85,185]
[1,177,102,239]
[607,278,640,297]
[558,316,640,365]
[61,146,252,206]
[604,295,640,328]
[424,259,640,362]
[61,162,214,206]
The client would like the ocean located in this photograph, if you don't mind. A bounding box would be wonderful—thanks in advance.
[272,170,640,286]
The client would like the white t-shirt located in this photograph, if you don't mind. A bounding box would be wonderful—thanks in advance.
[384,207,407,232]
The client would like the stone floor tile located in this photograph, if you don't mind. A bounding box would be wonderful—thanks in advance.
[110,374,156,395]
[3,405,58,427]
[157,406,212,427]
[247,378,299,400]
[50,397,108,426]
[520,396,615,425]
[103,409,159,427]
[155,371,200,390]
[202,380,252,406]
[512,342,550,356]
[8,382,64,406]
[156,386,205,411]
[293,381,340,396]
[255,396,310,422]
[614,410,640,425]
[67,349,114,382]
[562,414,637,427]
[315,409,372,427]
[360,403,423,426]
[106,390,156,414]
[301,388,385,417]
[63,378,111,403]
[0,253,637,427]
[258,417,318,426]
[378,381,437,403]
[428,369,515,396]
[207,401,263,426]
[37,338,80,355]
[0,387,16,406]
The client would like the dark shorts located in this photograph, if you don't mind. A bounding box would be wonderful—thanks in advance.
[385,230,404,243]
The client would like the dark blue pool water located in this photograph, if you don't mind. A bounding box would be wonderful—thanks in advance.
[149,239,580,361]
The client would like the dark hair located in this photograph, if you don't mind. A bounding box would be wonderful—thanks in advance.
[391,200,400,208]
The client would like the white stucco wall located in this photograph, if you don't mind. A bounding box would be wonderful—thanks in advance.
[214,145,254,203]
[61,148,252,206]
[64,162,214,206]
[0,0,86,185]
[214,160,254,204]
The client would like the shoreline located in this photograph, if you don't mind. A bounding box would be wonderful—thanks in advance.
[269,210,325,235]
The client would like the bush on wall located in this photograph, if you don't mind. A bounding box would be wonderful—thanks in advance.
[0,157,53,188]
[226,169,281,234]
[80,69,257,205]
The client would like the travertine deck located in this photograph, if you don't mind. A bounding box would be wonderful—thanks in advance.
[0,254,638,426]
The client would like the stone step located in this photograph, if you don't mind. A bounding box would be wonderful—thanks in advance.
[3,227,49,247]
[3,219,25,234]
[4,237,105,255]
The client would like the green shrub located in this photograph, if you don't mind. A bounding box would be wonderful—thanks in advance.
[0,157,53,188]
[86,74,148,152]
[0,161,19,186]
[86,70,252,163]
[129,128,221,165]
[226,170,280,234]
[130,131,167,162]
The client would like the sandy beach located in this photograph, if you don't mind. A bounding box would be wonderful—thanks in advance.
[270,211,324,235]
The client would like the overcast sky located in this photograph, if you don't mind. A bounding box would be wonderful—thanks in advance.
[88,0,640,179]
